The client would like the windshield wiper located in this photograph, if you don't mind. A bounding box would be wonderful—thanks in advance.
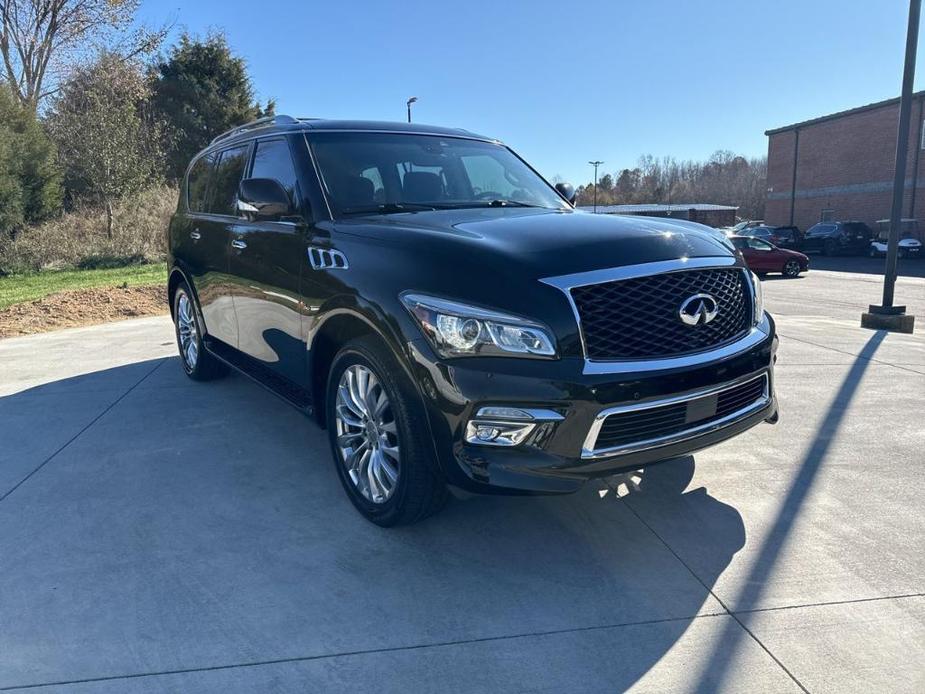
[341,202,438,215]
[486,199,540,208]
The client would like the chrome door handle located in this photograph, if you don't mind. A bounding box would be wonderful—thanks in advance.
[231,239,247,250]
[190,230,201,240]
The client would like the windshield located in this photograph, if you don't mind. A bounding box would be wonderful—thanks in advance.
[308,132,569,217]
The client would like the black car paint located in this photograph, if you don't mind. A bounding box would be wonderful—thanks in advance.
[802,221,873,255]
[168,120,778,495]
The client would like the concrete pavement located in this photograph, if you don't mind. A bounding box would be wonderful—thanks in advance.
[0,268,923,693]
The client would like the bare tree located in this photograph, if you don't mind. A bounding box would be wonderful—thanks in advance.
[0,0,163,111]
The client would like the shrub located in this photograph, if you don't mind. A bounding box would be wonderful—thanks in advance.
[0,86,62,236]
[0,185,177,274]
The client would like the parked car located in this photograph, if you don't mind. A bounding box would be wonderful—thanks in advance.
[802,221,873,255]
[869,233,922,258]
[730,236,809,278]
[167,115,779,526]
[723,220,765,235]
[738,225,803,251]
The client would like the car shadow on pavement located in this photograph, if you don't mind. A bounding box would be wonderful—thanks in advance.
[0,358,748,691]
[804,255,925,278]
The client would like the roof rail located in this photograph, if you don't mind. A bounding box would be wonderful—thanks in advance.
[210,114,300,146]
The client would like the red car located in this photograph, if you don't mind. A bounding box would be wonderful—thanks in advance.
[730,235,809,278]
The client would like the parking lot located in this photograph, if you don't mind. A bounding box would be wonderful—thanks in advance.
[0,264,923,693]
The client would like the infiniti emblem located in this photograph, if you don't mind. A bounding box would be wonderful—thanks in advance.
[678,293,719,326]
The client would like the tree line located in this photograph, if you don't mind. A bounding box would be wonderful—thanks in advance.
[575,152,768,220]
[1,0,271,239]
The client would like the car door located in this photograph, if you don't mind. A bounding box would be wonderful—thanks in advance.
[803,224,833,253]
[228,136,308,385]
[176,150,240,347]
[745,237,777,271]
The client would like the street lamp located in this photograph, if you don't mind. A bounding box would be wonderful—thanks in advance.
[406,96,418,123]
[862,0,919,333]
[589,160,604,213]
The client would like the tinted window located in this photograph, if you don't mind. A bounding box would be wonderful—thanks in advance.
[309,132,567,216]
[187,153,215,212]
[841,222,871,238]
[806,224,835,237]
[251,138,299,202]
[209,145,250,216]
[731,238,748,250]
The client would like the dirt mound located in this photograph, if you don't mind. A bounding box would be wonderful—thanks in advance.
[0,284,168,338]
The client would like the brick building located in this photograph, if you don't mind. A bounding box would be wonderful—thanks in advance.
[765,92,925,238]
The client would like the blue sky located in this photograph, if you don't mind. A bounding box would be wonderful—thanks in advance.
[139,0,921,185]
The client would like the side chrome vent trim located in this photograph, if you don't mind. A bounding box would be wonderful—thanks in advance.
[307,246,349,271]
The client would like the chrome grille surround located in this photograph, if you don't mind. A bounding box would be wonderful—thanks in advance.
[581,372,771,459]
[541,257,766,375]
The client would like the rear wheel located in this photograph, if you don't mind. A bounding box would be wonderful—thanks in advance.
[172,284,228,381]
[326,336,447,526]
[782,259,801,278]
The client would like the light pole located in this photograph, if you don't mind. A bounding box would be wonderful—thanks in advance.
[406,96,418,123]
[862,0,919,333]
[589,160,604,213]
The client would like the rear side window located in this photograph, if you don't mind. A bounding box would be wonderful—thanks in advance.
[187,153,215,212]
[209,144,251,216]
[251,138,299,202]
[806,224,834,237]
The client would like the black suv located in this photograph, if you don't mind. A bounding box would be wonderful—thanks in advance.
[802,221,872,255]
[167,116,779,525]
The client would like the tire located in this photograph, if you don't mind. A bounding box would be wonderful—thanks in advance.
[823,239,837,256]
[869,247,878,258]
[782,259,801,278]
[172,283,228,381]
[325,335,448,526]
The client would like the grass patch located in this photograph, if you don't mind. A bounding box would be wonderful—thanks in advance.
[0,263,167,310]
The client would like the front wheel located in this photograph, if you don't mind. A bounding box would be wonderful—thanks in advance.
[782,259,801,278]
[823,239,837,256]
[326,336,448,526]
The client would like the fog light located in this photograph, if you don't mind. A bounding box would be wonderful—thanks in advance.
[464,407,565,447]
[475,425,502,442]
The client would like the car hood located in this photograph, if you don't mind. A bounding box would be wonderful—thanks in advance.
[333,208,736,278]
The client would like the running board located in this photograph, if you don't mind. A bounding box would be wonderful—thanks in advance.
[203,338,314,415]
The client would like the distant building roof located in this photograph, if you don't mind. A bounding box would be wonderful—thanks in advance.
[765,90,925,135]
[578,203,738,214]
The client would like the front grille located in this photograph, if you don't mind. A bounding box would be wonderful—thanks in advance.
[592,374,768,453]
[571,268,751,360]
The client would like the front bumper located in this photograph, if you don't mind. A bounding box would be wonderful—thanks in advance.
[408,317,779,494]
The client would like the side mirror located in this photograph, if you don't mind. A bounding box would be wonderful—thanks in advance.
[555,182,577,205]
[238,178,293,220]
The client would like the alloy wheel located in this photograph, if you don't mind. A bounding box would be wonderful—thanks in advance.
[334,364,400,504]
[176,293,199,370]
[783,260,800,277]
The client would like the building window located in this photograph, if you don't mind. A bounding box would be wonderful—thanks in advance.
[820,208,835,222]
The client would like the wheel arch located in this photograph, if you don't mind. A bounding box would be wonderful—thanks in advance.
[308,307,417,429]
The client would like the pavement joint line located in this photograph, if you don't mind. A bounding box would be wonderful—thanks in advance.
[731,592,925,616]
[0,612,730,691]
[621,499,811,694]
[0,359,167,505]
[778,332,925,376]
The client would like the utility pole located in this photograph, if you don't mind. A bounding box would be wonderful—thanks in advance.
[589,160,604,213]
[862,0,919,333]
[406,96,418,123]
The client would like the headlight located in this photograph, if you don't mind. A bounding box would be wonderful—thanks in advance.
[400,293,557,358]
[749,271,765,323]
